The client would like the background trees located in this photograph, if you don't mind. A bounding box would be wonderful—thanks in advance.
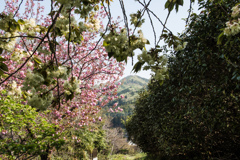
[126,0,240,159]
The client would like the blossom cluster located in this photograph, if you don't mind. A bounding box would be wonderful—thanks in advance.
[64,77,81,95]
[8,81,22,98]
[137,48,169,82]
[103,29,148,62]
[130,12,145,28]
[0,15,41,52]
[174,41,188,51]
[231,4,240,18]
[84,12,101,32]
[224,4,240,36]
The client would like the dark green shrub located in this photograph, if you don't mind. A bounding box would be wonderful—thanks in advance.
[126,0,240,159]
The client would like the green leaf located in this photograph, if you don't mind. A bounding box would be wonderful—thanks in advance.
[16,24,21,31]
[237,76,240,81]
[83,1,89,5]
[66,92,74,101]
[146,40,150,45]
[0,56,6,62]
[0,62,8,72]
[103,40,109,47]
[175,4,179,12]
[0,69,4,75]
[165,1,170,9]
[143,66,150,70]
[34,57,42,64]
[55,27,62,36]
[48,11,57,16]
[217,32,224,45]
[18,19,25,25]
[165,1,174,12]
[132,61,145,73]
[177,0,184,6]
[108,51,114,59]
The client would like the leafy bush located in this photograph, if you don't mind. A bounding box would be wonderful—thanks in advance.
[50,123,109,160]
[0,91,64,159]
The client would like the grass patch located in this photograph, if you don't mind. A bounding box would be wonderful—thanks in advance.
[109,153,147,160]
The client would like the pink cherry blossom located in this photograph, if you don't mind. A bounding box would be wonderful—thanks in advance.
[1,0,125,138]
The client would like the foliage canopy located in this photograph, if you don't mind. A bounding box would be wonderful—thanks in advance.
[126,0,240,159]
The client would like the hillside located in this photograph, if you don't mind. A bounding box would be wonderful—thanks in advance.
[117,75,149,103]
[107,75,149,106]
[118,76,149,95]
[103,75,149,128]
[119,75,149,91]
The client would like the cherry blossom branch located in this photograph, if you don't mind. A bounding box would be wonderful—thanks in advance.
[0,4,64,85]
[81,71,118,81]
[68,7,74,78]
[13,0,24,18]
[0,35,43,40]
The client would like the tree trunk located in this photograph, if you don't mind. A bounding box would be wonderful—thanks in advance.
[40,154,48,160]
[40,145,50,160]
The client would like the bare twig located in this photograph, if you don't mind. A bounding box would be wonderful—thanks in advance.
[156,11,171,46]
[186,0,193,25]
[13,0,24,18]
[144,0,156,46]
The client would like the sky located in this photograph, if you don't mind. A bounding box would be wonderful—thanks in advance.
[0,0,199,79]
[108,0,200,79]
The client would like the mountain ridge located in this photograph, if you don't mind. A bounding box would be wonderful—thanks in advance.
[103,75,149,128]
[117,75,149,98]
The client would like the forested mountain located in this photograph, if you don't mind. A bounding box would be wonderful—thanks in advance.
[103,75,149,128]
[117,75,149,104]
